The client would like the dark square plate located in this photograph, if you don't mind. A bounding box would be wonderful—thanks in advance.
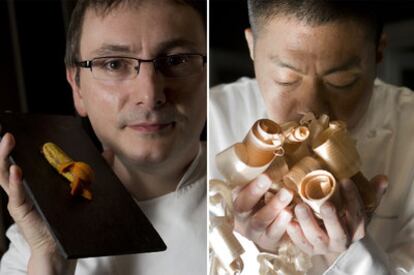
[0,113,166,259]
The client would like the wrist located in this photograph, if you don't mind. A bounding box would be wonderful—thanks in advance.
[323,251,343,266]
[31,241,59,256]
[28,250,77,275]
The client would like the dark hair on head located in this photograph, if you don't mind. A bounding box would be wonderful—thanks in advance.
[64,0,206,70]
[247,0,383,45]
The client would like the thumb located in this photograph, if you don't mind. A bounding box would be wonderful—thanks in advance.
[370,174,388,206]
[8,165,32,222]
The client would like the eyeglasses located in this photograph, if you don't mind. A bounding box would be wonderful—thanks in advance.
[75,54,206,81]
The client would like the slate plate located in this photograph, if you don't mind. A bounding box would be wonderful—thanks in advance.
[0,113,166,259]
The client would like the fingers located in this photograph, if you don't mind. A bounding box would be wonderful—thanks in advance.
[245,188,293,241]
[289,202,350,256]
[233,175,271,213]
[287,221,314,255]
[8,165,25,208]
[320,202,349,252]
[233,181,294,251]
[0,133,16,194]
[0,133,15,157]
[251,188,293,227]
[370,174,388,206]
[7,165,33,223]
[258,209,292,251]
[341,179,366,242]
[294,203,329,254]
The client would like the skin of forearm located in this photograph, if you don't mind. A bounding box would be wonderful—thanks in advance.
[27,252,77,275]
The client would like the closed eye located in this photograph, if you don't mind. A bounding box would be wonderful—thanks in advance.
[327,78,358,89]
[274,80,299,86]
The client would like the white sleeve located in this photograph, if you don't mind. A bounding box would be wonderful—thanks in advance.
[325,183,414,275]
[0,224,30,275]
[208,85,229,180]
[324,234,391,275]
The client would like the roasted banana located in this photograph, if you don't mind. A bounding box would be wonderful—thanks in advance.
[42,142,93,200]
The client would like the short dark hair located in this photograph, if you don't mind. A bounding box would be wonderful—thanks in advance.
[64,0,206,69]
[247,0,383,45]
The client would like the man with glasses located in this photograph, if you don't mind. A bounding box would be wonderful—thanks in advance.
[76,54,206,81]
[0,0,206,274]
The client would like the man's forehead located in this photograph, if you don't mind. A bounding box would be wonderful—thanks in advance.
[83,0,192,19]
[259,14,371,43]
[89,38,201,56]
[81,0,202,35]
[78,0,205,58]
[258,16,369,50]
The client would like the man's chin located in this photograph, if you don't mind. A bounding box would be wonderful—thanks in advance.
[104,127,181,166]
[118,141,175,166]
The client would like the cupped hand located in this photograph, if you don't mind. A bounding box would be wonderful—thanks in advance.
[233,174,294,252]
[287,176,388,257]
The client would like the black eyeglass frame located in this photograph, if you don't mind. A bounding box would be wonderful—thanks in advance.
[75,53,207,79]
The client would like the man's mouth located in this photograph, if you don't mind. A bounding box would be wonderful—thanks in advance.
[127,122,175,133]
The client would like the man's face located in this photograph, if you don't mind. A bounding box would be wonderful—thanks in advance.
[70,1,206,166]
[246,16,380,127]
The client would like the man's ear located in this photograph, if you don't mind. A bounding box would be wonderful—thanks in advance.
[376,32,387,64]
[245,28,255,61]
[66,68,87,117]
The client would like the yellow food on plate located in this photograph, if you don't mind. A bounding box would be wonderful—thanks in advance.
[42,142,93,200]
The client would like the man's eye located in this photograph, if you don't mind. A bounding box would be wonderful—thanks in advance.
[93,58,131,72]
[166,55,187,66]
[274,80,299,86]
[327,79,358,89]
[103,59,126,71]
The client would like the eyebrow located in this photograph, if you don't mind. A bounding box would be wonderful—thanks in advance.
[91,44,133,56]
[270,55,362,75]
[322,57,362,75]
[90,38,202,57]
[154,38,202,54]
[270,56,305,74]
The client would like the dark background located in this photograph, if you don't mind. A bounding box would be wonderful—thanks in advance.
[210,0,414,90]
[0,0,77,115]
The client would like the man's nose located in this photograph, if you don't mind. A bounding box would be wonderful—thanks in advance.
[296,79,329,115]
[132,62,166,109]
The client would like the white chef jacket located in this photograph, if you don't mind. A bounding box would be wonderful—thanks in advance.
[0,143,207,275]
[209,78,414,274]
